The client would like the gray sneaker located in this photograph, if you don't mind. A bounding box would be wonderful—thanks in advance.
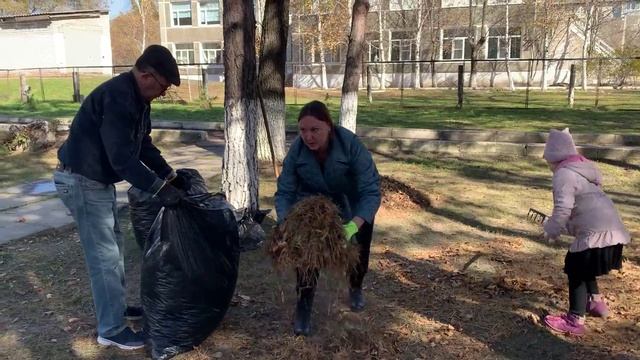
[97,327,145,350]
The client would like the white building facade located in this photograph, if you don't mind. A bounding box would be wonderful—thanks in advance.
[0,10,112,74]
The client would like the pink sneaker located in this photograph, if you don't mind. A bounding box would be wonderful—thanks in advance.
[544,313,586,336]
[587,299,609,318]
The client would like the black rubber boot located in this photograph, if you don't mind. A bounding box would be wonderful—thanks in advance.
[349,287,365,312]
[293,288,314,336]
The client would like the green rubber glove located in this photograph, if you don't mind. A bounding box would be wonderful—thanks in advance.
[343,221,359,244]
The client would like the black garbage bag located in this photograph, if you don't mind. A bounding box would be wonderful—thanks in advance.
[128,168,208,250]
[141,193,240,360]
[236,208,271,251]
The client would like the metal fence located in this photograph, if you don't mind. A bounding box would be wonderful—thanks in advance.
[1,56,639,111]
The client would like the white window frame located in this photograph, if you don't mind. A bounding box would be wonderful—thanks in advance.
[390,39,413,61]
[198,0,221,26]
[486,31,521,59]
[440,37,467,60]
[623,0,640,14]
[175,43,195,64]
[171,2,192,27]
[201,42,223,64]
[368,40,381,62]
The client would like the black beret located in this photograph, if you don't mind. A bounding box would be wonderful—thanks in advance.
[135,45,181,86]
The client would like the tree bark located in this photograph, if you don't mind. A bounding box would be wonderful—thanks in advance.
[257,0,289,164]
[413,4,423,89]
[377,8,386,90]
[339,0,369,132]
[504,0,514,91]
[134,0,146,52]
[581,4,594,91]
[467,0,488,89]
[223,0,260,212]
[318,16,328,90]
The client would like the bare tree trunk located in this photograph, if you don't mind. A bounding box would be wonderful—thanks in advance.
[318,17,328,90]
[581,4,594,91]
[255,0,266,43]
[413,4,423,89]
[467,0,488,89]
[504,0,514,91]
[340,0,369,132]
[541,33,548,91]
[377,8,386,90]
[257,0,289,164]
[555,18,572,84]
[222,0,259,212]
[430,7,438,88]
[134,0,146,52]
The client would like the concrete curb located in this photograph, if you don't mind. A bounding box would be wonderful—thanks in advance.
[1,115,639,163]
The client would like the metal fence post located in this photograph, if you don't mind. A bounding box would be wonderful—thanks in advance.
[186,66,192,102]
[39,68,45,101]
[20,73,28,103]
[568,64,576,108]
[201,65,208,98]
[457,64,464,109]
[367,64,372,104]
[525,59,532,109]
[595,58,602,109]
[294,64,298,105]
[400,62,405,106]
[72,68,82,102]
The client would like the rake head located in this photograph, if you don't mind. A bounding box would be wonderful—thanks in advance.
[527,208,548,224]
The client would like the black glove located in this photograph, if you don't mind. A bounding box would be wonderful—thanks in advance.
[170,172,192,192]
[156,183,183,207]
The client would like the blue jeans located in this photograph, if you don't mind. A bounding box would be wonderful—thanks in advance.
[53,170,126,337]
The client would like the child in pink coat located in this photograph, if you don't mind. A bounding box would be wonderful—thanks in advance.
[542,128,630,336]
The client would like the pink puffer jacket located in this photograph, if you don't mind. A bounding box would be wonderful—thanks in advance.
[543,161,631,252]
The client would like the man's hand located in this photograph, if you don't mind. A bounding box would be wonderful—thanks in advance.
[156,182,183,207]
[343,221,359,244]
[169,172,191,192]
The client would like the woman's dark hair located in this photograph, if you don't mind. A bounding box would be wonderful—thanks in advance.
[297,101,334,128]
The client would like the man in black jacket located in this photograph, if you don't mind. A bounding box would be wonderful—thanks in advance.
[53,45,189,350]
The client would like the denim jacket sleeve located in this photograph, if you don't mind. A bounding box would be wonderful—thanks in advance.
[349,135,381,224]
[100,94,164,192]
[274,140,300,223]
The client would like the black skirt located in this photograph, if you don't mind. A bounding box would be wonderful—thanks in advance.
[564,244,624,279]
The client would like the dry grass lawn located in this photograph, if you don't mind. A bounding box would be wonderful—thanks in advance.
[1,153,638,359]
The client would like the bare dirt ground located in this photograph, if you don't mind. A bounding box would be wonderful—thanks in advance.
[1,154,638,360]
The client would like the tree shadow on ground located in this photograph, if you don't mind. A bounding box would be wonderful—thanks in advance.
[372,151,552,191]
[369,219,638,359]
[0,209,144,359]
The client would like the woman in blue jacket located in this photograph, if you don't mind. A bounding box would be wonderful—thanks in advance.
[275,101,381,336]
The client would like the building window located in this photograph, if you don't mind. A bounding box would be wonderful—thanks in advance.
[487,27,521,59]
[202,42,223,63]
[172,2,192,26]
[389,0,418,10]
[200,1,220,25]
[390,32,414,61]
[441,28,471,60]
[175,43,195,64]
[368,40,381,62]
[324,43,347,63]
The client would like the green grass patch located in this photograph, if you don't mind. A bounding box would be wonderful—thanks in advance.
[1,76,639,133]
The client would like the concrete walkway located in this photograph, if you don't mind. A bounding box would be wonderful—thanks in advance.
[0,141,224,245]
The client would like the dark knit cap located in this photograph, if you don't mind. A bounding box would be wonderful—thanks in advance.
[135,45,181,86]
